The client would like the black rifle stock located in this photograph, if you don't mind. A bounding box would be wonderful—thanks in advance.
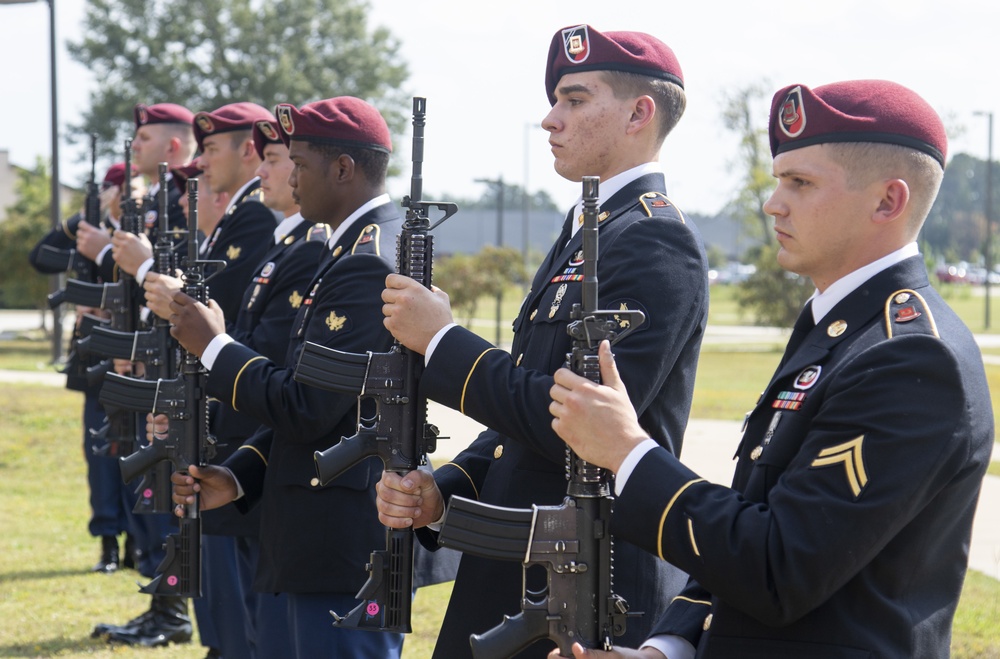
[437,177,645,657]
[110,178,223,597]
[292,97,458,633]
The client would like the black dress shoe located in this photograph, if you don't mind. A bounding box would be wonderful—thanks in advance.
[92,536,119,574]
[91,608,155,638]
[107,595,192,647]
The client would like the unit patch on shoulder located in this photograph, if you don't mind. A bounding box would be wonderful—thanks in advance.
[639,192,682,221]
[308,223,333,242]
[351,224,381,256]
[884,288,939,339]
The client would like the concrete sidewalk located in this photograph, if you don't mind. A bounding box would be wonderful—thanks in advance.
[3,362,999,579]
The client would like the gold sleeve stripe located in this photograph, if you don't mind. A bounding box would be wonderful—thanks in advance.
[658,478,705,560]
[232,356,267,411]
[237,443,267,466]
[62,220,76,240]
[670,595,712,606]
[687,517,700,557]
[460,348,501,415]
[440,462,479,500]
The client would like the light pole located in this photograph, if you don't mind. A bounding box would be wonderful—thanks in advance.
[2,0,61,360]
[476,176,505,346]
[976,111,994,330]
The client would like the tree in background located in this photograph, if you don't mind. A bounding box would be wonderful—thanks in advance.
[721,81,775,247]
[0,159,78,312]
[434,246,527,326]
[67,0,409,166]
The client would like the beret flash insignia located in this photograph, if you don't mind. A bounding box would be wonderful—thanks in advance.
[257,121,280,142]
[196,115,215,134]
[562,25,590,63]
[137,106,149,125]
[779,86,806,139]
[277,105,295,135]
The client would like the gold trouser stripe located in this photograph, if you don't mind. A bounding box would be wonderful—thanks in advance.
[670,595,712,606]
[232,356,266,410]
[658,478,705,560]
[440,462,479,500]
[237,443,267,466]
[460,348,500,415]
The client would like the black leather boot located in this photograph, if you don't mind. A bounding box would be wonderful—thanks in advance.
[92,536,119,573]
[106,594,192,646]
[122,533,138,570]
[91,599,156,638]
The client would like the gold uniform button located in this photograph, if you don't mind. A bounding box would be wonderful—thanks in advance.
[494,445,504,459]
[332,246,343,258]
[703,613,713,631]
[894,292,911,304]
[310,478,320,487]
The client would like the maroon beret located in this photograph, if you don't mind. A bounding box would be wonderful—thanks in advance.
[545,25,683,105]
[193,102,274,151]
[769,80,947,167]
[251,117,284,160]
[102,162,133,189]
[170,162,202,194]
[134,103,194,128]
[274,97,392,154]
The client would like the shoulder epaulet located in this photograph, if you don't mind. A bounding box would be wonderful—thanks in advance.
[307,223,333,243]
[229,187,265,214]
[884,289,940,339]
[638,191,684,223]
[351,223,382,256]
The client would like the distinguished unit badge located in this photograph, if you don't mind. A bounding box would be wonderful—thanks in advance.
[779,86,807,139]
[562,25,590,63]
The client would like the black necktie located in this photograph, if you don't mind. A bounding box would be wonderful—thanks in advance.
[779,300,815,365]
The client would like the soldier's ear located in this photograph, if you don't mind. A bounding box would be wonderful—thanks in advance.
[872,178,909,226]
[626,96,656,136]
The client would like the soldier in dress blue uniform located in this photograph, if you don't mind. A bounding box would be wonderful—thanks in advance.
[163,97,408,659]
[376,24,709,658]
[29,162,134,574]
[80,103,195,284]
[547,80,994,659]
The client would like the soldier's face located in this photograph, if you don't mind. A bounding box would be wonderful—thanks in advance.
[199,134,243,197]
[541,71,636,183]
[288,141,338,223]
[764,145,882,291]
[132,125,171,178]
[256,143,297,215]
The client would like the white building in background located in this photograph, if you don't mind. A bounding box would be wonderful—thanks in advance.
[0,149,78,223]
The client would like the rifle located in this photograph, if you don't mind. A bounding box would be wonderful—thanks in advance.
[92,163,182,514]
[102,178,224,597]
[292,97,458,633]
[436,177,645,657]
[38,134,101,285]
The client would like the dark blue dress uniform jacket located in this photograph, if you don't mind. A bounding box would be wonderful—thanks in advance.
[206,204,403,594]
[616,256,993,658]
[201,218,330,537]
[419,172,710,657]
[200,180,278,322]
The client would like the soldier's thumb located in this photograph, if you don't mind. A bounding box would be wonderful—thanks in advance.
[598,340,626,394]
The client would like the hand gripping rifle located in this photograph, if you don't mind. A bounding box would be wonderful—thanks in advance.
[39,134,100,288]
[93,163,181,513]
[292,97,458,633]
[102,179,224,597]
[436,177,645,657]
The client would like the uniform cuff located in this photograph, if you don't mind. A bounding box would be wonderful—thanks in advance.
[425,323,459,365]
[201,333,235,370]
[615,438,659,495]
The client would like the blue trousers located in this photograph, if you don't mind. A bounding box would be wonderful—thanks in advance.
[82,393,129,538]
[193,534,253,658]
[287,592,404,659]
[235,535,293,658]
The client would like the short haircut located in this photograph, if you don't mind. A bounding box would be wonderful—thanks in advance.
[307,142,390,183]
[228,129,253,152]
[161,123,197,161]
[601,70,686,147]
[825,142,944,229]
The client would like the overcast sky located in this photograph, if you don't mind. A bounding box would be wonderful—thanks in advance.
[1,0,996,217]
